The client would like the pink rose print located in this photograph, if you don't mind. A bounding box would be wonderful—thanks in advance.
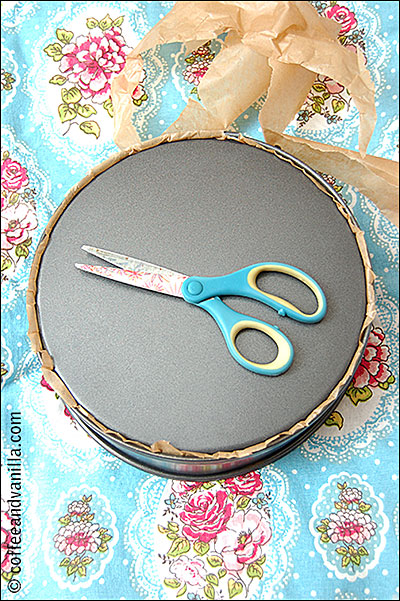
[324,5,358,35]
[171,480,202,496]
[322,76,345,95]
[159,478,273,599]
[54,494,112,581]
[192,45,210,58]
[179,490,233,543]
[182,41,216,95]
[183,61,211,87]
[339,488,363,505]
[215,510,272,572]
[40,375,54,391]
[223,472,263,497]
[131,69,148,106]
[1,158,29,192]
[338,326,395,419]
[44,15,145,139]
[63,405,76,423]
[316,480,382,574]
[327,509,377,546]
[59,28,131,104]
[170,556,206,586]
[1,152,37,281]
[297,4,365,130]
[1,503,13,574]
[1,202,38,251]
[68,500,90,517]
[54,521,102,556]
[353,327,392,388]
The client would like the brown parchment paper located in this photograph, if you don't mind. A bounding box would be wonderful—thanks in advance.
[26,131,375,460]
[111,0,399,227]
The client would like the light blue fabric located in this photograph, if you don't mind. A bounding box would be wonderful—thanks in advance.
[1,2,398,599]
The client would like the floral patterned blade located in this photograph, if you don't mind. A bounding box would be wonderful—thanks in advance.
[81,245,187,279]
[75,263,188,298]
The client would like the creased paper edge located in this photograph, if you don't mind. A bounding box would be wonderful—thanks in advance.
[110,2,398,228]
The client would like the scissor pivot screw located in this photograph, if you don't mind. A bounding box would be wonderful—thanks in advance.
[187,280,204,296]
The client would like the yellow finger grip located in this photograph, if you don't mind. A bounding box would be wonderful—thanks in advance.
[247,264,325,320]
[230,320,293,374]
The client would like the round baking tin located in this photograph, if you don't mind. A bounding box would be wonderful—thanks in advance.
[28,133,374,480]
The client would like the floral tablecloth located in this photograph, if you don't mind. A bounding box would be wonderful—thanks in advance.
[1,2,399,600]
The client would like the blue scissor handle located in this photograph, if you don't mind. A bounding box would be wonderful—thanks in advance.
[181,263,327,376]
[196,297,294,376]
[181,262,327,323]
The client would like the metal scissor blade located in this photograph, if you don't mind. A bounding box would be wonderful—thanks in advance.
[81,245,187,280]
[75,263,188,298]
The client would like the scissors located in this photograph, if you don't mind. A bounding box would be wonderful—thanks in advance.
[76,246,327,376]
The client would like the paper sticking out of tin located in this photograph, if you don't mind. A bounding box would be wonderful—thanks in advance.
[27,133,376,468]
[111,0,399,227]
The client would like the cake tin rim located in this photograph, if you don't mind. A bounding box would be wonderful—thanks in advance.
[26,131,375,461]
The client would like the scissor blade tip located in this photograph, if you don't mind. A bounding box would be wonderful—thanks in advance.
[75,263,88,270]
